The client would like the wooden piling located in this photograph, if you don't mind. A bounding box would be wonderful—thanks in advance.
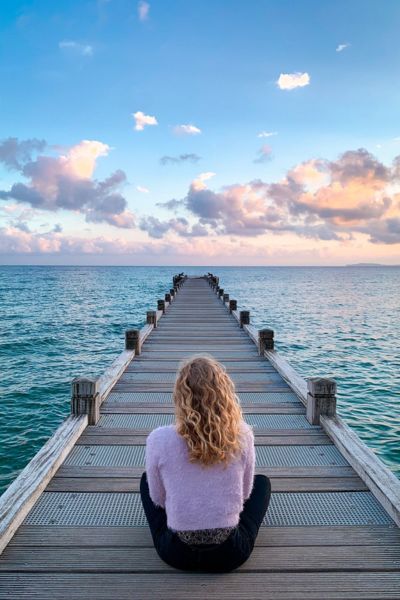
[306,378,337,425]
[71,377,100,425]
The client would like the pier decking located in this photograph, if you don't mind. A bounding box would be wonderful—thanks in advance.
[1,275,400,599]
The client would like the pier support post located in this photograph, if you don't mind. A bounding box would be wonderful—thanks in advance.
[170,288,175,298]
[240,310,250,328]
[125,329,141,355]
[157,299,166,314]
[165,293,171,303]
[306,378,337,425]
[147,310,157,328]
[223,293,229,303]
[259,328,274,354]
[218,288,224,298]
[71,378,100,425]
[229,299,237,313]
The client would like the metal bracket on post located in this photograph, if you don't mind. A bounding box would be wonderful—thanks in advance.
[259,328,274,354]
[306,378,337,425]
[125,329,141,355]
[71,377,100,425]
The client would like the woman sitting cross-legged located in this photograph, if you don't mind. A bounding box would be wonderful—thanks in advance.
[140,354,271,572]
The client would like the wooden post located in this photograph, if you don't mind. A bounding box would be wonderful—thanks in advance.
[229,299,237,313]
[218,288,224,298]
[259,328,274,354]
[157,299,166,314]
[165,293,171,303]
[215,285,220,295]
[71,377,99,425]
[147,310,157,328]
[240,310,250,328]
[306,378,337,425]
[223,293,229,303]
[169,288,175,298]
[125,329,141,354]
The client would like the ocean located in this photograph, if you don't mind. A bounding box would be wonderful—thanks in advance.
[0,265,399,494]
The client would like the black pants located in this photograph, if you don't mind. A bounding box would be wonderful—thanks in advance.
[140,471,271,572]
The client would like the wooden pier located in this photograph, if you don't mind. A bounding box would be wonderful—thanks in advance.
[1,274,400,599]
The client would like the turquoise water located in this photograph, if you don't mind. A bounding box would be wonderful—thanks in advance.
[0,265,399,494]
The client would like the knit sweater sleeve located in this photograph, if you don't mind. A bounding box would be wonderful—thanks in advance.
[242,424,255,501]
[145,430,166,508]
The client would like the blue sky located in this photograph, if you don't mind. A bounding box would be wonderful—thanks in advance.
[0,0,399,264]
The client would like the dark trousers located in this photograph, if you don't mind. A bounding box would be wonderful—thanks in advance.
[140,471,271,572]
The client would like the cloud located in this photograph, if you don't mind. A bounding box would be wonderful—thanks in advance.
[276,72,310,90]
[257,131,278,138]
[139,216,208,238]
[191,172,216,191]
[0,138,135,229]
[136,185,149,193]
[132,111,158,131]
[254,145,273,164]
[59,41,93,56]
[0,138,46,170]
[173,124,201,136]
[336,43,350,52]
[158,148,400,244]
[160,153,201,165]
[138,1,150,21]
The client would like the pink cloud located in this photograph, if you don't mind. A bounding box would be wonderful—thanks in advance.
[0,138,135,229]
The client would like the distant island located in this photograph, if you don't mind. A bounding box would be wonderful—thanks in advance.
[345,263,396,267]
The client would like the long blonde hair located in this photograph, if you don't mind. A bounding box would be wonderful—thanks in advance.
[173,355,245,467]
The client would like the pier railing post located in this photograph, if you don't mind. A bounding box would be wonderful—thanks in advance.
[223,293,229,303]
[306,378,337,425]
[71,377,100,425]
[125,329,141,355]
[218,288,224,299]
[240,310,250,328]
[259,328,274,354]
[170,288,175,299]
[229,299,237,313]
[147,310,157,328]
[165,293,171,303]
[157,299,166,314]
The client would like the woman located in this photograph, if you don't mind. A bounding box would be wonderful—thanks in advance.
[140,355,271,572]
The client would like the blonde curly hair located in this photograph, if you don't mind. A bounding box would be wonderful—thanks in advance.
[173,354,245,467]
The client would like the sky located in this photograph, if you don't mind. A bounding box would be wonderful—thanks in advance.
[0,0,400,265]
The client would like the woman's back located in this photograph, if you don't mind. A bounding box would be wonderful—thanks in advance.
[145,419,255,531]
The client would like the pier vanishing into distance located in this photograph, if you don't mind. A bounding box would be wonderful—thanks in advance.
[0,274,400,598]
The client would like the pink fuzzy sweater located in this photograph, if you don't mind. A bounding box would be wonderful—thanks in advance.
[145,421,255,531]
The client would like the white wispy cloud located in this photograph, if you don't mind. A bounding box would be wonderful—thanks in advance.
[59,40,93,56]
[257,131,278,138]
[138,1,150,21]
[136,185,150,193]
[132,111,158,131]
[336,43,350,53]
[276,72,310,90]
[192,171,216,191]
[173,124,202,136]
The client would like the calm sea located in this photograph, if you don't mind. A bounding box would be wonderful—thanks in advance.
[0,265,399,494]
